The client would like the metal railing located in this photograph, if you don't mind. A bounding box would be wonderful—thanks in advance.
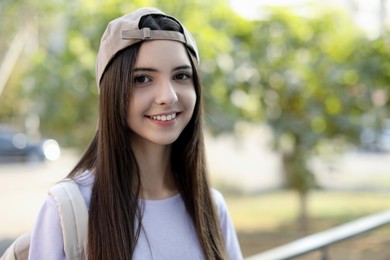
[246,210,390,260]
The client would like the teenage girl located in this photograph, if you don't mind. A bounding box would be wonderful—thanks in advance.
[29,7,243,260]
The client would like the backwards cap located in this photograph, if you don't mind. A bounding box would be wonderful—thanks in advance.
[96,7,199,88]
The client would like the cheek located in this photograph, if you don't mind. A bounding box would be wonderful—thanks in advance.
[128,91,145,115]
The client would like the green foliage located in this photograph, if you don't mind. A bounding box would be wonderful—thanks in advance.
[238,8,378,193]
[253,8,366,147]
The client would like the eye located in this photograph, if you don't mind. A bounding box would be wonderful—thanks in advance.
[173,72,192,80]
[134,75,152,84]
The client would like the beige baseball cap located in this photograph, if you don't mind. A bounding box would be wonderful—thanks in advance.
[96,7,199,88]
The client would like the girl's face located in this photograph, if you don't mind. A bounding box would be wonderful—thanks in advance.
[127,40,196,147]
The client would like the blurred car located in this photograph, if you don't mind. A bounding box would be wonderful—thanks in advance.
[0,128,60,163]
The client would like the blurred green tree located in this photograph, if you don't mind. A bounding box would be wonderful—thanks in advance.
[236,7,371,231]
[353,33,390,149]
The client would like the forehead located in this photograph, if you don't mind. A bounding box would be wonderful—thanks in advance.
[135,40,192,68]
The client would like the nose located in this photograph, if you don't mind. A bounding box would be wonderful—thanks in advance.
[155,79,178,106]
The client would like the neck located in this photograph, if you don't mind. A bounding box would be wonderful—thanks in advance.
[131,141,178,200]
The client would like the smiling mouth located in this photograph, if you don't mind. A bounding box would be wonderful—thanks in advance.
[149,112,177,122]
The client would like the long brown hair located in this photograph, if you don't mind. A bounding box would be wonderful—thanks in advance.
[68,14,227,260]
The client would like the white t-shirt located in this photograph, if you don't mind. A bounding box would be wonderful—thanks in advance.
[28,171,243,260]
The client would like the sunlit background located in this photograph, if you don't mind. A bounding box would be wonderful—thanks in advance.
[1,0,390,259]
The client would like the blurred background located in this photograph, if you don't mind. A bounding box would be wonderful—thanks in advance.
[1,0,390,259]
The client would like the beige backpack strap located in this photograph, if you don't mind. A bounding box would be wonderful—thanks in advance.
[49,180,88,260]
[0,232,31,260]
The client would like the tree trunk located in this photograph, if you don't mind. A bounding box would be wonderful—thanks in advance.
[297,191,309,234]
[282,147,313,234]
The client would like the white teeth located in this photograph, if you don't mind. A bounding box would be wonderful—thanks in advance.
[151,113,176,121]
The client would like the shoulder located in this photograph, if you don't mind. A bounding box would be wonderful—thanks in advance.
[210,188,229,217]
[29,172,93,260]
[210,188,225,204]
[58,170,95,208]
[29,195,65,259]
[210,189,244,260]
[73,169,95,186]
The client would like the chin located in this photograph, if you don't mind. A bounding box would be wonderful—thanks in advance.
[152,136,180,146]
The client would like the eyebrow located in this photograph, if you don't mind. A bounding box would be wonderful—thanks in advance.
[133,65,192,73]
